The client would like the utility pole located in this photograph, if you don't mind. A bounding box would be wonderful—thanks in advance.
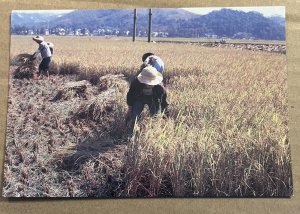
[148,8,152,43]
[133,9,137,42]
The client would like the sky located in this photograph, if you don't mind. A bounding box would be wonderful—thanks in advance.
[13,6,285,17]
[183,6,285,17]
[12,10,74,14]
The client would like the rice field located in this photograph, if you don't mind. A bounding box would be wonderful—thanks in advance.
[3,35,292,197]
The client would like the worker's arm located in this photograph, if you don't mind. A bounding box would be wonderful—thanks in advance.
[31,49,40,60]
[158,85,169,117]
[126,79,138,121]
[126,78,138,107]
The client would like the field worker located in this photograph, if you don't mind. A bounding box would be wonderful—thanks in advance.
[126,66,169,136]
[30,35,52,76]
[139,52,164,75]
[47,42,54,55]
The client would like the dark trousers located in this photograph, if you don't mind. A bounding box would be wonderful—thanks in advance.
[127,100,160,136]
[39,57,51,73]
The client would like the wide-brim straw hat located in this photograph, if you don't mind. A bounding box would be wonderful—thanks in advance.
[32,35,44,42]
[137,66,163,85]
[47,42,54,48]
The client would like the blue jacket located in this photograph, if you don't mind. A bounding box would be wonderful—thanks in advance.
[144,55,164,74]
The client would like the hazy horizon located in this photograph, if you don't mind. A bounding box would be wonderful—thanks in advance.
[12,6,285,18]
[183,6,285,18]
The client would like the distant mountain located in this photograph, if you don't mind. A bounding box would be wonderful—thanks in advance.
[50,9,133,29]
[11,13,64,27]
[269,15,285,27]
[11,8,286,40]
[48,9,198,30]
[174,9,286,40]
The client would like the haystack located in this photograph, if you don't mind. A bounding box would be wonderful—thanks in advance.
[76,89,121,122]
[50,80,93,101]
[12,54,38,79]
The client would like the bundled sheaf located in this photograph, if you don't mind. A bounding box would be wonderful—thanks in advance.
[75,74,128,122]
[10,53,33,66]
[50,80,93,101]
[12,54,38,79]
[98,74,128,93]
[75,89,120,122]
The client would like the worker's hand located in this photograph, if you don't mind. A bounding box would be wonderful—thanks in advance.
[30,55,36,61]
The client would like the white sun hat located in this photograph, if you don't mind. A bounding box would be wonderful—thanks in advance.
[32,35,44,42]
[137,66,163,85]
[47,42,54,48]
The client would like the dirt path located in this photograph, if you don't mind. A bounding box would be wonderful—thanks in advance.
[157,40,286,54]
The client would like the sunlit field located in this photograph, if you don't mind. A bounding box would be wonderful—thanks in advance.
[3,35,292,197]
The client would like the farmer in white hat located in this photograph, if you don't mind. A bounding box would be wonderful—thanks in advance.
[139,52,165,75]
[31,35,52,76]
[126,66,169,136]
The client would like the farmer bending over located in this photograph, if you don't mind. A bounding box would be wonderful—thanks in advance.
[138,52,164,75]
[31,36,52,77]
[126,66,168,136]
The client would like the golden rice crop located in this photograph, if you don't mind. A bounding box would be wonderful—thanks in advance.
[5,36,291,197]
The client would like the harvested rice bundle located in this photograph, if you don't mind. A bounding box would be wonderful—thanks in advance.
[13,54,38,79]
[99,74,128,93]
[10,53,36,66]
[76,89,121,122]
[50,80,93,101]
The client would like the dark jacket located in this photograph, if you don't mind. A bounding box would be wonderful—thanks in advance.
[127,78,168,112]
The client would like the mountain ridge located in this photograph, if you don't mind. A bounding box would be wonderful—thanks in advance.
[11,8,286,40]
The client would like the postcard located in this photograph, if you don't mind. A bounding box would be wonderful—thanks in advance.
[2,6,292,197]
